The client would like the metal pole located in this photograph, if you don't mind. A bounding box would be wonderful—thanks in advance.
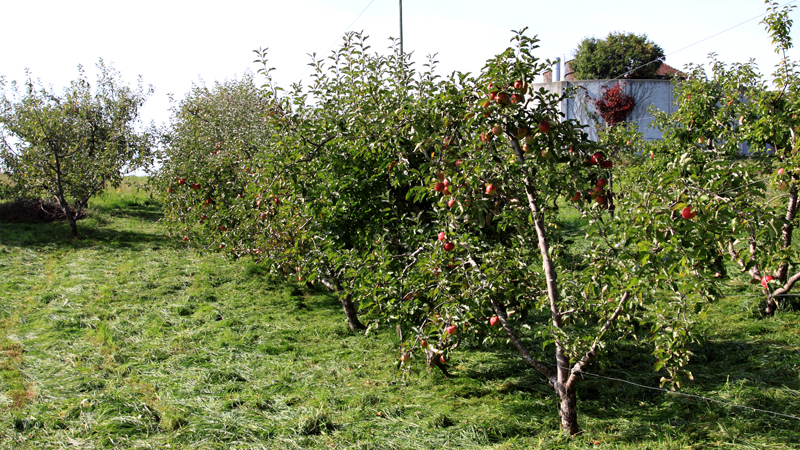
[399,0,404,55]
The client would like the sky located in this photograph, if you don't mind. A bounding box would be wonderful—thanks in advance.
[1,0,798,128]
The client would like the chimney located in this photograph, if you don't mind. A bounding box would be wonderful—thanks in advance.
[555,57,561,82]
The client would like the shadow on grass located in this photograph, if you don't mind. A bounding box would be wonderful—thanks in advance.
[455,337,800,445]
[95,200,163,223]
[0,217,174,251]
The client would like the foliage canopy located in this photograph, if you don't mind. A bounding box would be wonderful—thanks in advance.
[571,31,665,79]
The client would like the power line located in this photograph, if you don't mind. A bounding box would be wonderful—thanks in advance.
[577,370,800,422]
[538,359,800,422]
[609,0,799,80]
[295,0,378,80]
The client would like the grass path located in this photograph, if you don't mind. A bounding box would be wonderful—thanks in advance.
[1,184,799,449]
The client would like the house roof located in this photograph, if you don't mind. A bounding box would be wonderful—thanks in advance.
[543,59,685,81]
[653,62,685,79]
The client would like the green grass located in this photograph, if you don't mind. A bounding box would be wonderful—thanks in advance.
[0,180,798,449]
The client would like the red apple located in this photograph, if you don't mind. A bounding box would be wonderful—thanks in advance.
[447,199,456,208]
[178,178,186,185]
[167,188,174,194]
[595,195,606,205]
[455,159,462,167]
[496,93,510,105]
[778,168,785,175]
[590,152,605,165]
[434,182,445,192]
[274,197,281,205]
[516,126,529,139]
[489,316,500,326]
[538,120,551,134]
[489,91,497,101]
[182,236,189,242]
[514,80,524,90]
[420,339,428,348]
[219,226,227,231]
[400,354,411,363]
[438,231,446,242]
[600,160,613,169]
[437,172,445,182]
[681,206,696,219]
[596,179,608,188]
[481,132,491,142]
[485,184,497,196]
[191,183,201,190]
[492,125,503,136]
[522,143,532,153]
[440,355,447,364]
[761,275,774,289]
[510,94,523,104]
[445,325,458,335]
[444,242,455,252]
[570,192,581,202]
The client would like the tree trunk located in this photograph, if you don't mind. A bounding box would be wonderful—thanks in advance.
[765,297,778,316]
[339,293,366,331]
[67,215,78,238]
[556,382,579,435]
[315,272,366,331]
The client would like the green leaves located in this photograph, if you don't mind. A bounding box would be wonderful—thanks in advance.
[1,61,155,237]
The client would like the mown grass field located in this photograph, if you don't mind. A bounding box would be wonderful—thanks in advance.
[1,179,799,449]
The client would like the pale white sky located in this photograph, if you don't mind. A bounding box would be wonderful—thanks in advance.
[1,0,797,127]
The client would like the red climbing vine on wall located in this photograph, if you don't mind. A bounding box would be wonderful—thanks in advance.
[589,84,635,127]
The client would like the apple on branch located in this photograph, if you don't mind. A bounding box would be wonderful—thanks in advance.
[538,120,551,134]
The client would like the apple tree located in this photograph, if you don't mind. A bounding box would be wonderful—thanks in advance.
[649,1,799,315]
[156,35,447,331]
[357,30,722,435]
[151,73,274,252]
[0,61,155,237]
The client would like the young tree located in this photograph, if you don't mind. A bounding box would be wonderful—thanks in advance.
[571,31,665,80]
[0,61,155,237]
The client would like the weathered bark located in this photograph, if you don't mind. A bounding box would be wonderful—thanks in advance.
[316,273,366,331]
[557,383,579,436]
[424,348,451,376]
[339,293,366,331]
[66,213,78,238]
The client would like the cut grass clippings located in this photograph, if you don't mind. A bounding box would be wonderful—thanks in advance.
[0,179,798,449]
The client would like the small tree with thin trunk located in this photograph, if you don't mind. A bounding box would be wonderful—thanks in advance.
[0,61,155,237]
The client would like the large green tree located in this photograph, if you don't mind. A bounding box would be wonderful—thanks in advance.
[0,61,156,237]
[571,31,665,79]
